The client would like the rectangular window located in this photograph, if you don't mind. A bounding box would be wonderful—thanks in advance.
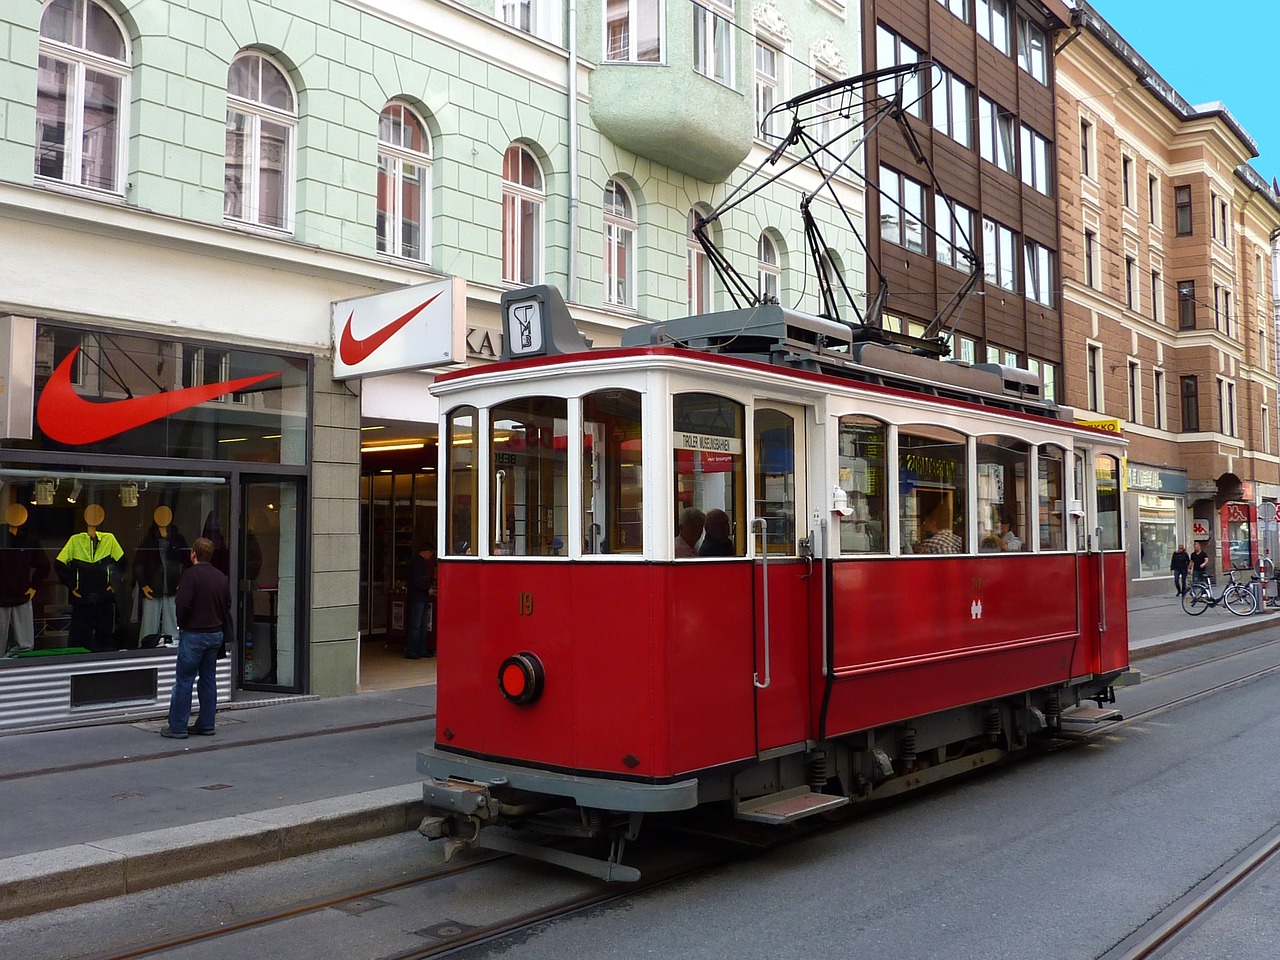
[501,0,534,33]
[606,0,662,62]
[982,216,1017,292]
[1080,119,1092,178]
[1042,361,1057,403]
[1228,381,1236,437]
[1125,257,1136,310]
[1175,185,1192,235]
[1224,289,1232,337]
[1151,270,1162,322]
[979,96,1016,174]
[1085,230,1098,288]
[1149,174,1160,226]
[1020,124,1051,195]
[755,41,780,140]
[1128,360,1140,423]
[1261,327,1268,370]
[933,0,969,21]
[975,0,1011,55]
[1153,369,1165,430]
[1211,191,1219,239]
[1023,239,1054,306]
[1122,156,1134,209]
[1178,280,1196,329]
[880,165,928,254]
[1181,375,1199,432]
[693,0,733,86]
[1087,344,1100,411]
[1217,378,1226,435]
[956,335,977,363]
[1265,406,1271,455]
[931,65,973,148]
[1016,16,1047,84]
[1218,197,1229,245]
[935,195,975,269]
[877,26,924,119]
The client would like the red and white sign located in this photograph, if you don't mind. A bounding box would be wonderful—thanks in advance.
[332,277,465,380]
[1192,520,1209,539]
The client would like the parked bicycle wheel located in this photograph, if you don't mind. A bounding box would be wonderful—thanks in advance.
[1223,583,1257,616]
[1182,583,1212,615]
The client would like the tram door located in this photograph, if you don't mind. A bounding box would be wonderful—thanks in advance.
[752,402,812,751]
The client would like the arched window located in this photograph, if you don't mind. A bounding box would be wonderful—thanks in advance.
[377,103,432,261]
[687,208,711,313]
[757,232,780,302]
[36,0,130,192]
[502,144,544,284]
[603,178,635,307]
[225,51,296,231]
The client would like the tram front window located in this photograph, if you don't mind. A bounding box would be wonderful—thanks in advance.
[583,389,644,554]
[445,406,478,556]
[490,397,569,557]
[672,393,745,558]
[1038,445,1065,551]
[1095,454,1121,550]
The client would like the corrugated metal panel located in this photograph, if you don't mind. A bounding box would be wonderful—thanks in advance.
[0,654,233,730]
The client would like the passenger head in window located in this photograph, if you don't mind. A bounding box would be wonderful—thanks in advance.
[699,509,735,557]
[998,511,1022,552]
[675,507,705,559]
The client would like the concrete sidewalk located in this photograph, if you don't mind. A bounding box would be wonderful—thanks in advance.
[2,599,1277,921]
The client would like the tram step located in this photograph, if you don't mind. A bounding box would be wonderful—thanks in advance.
[735,786,850,825]
[1060,705,1123,724]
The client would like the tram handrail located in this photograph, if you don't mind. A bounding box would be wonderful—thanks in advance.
[753,517,771,690]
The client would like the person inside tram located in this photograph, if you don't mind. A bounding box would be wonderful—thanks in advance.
[699,508,735,557]
[918,504,962,554]
[998,511,1022,552]
[674,507,705,558]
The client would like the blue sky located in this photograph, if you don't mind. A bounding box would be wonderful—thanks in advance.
[1088,1,1277,186]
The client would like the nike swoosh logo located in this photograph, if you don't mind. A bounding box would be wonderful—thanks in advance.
[339,292,442,367]
[37,347,283,445]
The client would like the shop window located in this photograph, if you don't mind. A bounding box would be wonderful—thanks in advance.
[837,415,887,554]
[1138,493,1179,578]
[1095,454,1121,550]
[490,397,568,557]
[445,406,478,555]
[1038,445,1065,551]
[900,425,968,554]
[582,389,644,554]
[36,0,130,194]
[976,435,1028,551]
[672,393,745,559]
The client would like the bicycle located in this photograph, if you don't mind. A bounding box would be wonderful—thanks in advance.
[1181,567,1257,617]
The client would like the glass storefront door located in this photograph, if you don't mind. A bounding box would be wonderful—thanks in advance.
[239,478,303,691]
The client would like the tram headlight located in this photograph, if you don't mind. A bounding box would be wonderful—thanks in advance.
[498,652,545,705]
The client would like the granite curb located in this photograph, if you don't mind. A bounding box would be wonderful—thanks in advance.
[0,783,424,922]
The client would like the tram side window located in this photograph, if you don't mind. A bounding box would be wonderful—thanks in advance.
[490,397,569,557]
[1095,454,1121,550]
[583,389,643,554]
[976,435,1028,552]
[445,406,478,555]
[1073,452,1086,551]
[755,409,798,555]
[900,426,968,554]
[837,415,887,554]
[1038,445,1066,551]
[673,393,745,558]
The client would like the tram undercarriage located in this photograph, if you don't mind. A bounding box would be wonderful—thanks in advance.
[417,673,1133,881]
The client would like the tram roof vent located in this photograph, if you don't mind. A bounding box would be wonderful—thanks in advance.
[973,363,1045,401]
[621,305,853,356]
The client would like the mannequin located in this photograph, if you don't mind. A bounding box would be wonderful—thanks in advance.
[0,503,51,656]
[56,504,125,652]
[134,505,190,642]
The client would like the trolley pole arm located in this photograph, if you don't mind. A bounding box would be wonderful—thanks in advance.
[753,518,771,690]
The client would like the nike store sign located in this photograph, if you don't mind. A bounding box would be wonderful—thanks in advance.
[331,277,466,380]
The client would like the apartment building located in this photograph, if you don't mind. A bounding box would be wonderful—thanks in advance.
[1056,2,1280,595]
[0,0,866,728]
[860,0,1072,392]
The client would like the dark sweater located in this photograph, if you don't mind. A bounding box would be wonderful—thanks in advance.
[176,562,232,633]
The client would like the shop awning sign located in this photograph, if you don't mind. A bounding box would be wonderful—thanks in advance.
[332,277,465,380]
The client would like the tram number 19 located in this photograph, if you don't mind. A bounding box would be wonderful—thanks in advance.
[518,592,535,616]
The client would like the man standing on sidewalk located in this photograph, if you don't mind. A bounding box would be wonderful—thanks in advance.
[1189,542,1210,586]
[161,536,231,739]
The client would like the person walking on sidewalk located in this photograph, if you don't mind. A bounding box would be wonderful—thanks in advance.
[1170,544,1190,596]
[1189,542,1210,586]
[161,537,231,739]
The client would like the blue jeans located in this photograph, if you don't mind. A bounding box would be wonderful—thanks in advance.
[168,630,222,732]
[406,599,434,658]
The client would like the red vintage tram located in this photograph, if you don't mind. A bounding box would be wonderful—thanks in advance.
[416,286,1134,880]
